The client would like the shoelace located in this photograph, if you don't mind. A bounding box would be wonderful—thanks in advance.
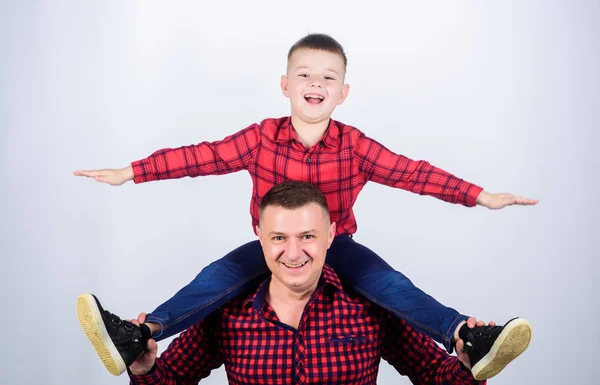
[105,311,135,332]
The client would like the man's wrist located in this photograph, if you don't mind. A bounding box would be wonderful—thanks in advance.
[128,363,157,377]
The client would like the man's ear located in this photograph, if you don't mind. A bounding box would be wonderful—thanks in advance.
[256,225,264,247]
[281,75,290,97]
[327,222,336,249]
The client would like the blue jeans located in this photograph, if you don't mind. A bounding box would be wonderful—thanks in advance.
[146,235,467,352]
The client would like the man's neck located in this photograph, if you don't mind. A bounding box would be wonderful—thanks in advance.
[290,115,330,148]
[265,277,318,329]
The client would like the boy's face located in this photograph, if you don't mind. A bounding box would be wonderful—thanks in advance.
[281,48,349,126]
[256,203,336,296]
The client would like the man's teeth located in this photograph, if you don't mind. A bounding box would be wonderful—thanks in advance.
[282,261,309,268]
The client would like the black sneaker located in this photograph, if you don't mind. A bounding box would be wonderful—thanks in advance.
[76,293,148,375]
[462,318,532,380]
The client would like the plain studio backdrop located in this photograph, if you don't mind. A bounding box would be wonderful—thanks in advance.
[1,1,598,384]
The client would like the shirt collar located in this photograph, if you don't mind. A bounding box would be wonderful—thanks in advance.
[275,117,340,149]
[242,264,344,311]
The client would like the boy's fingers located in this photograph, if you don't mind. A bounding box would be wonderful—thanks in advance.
[516,197,539,205]
[74,169,103,177]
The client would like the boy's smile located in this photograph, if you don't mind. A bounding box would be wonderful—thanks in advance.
[281,48,349,132]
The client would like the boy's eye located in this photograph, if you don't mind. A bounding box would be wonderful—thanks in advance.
[299,74,309,78]
[325,76,335,80]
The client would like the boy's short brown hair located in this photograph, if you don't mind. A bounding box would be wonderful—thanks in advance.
[287,33,347,69]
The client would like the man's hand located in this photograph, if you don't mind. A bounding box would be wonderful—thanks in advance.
[476,191,539,210]
[455,318,497,370]
[73,166,134,186]
[129,313,159,376]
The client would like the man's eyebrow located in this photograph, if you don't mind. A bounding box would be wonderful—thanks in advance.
[267,230,317,236]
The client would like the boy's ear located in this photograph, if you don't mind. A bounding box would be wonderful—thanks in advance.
[281,75,290,97]
[337,83,350,105]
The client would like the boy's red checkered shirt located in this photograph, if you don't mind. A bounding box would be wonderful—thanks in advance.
[128,264,484,385]
[132,117,483,235]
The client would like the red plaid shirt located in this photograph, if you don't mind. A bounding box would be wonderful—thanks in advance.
[129,264,484,385]
[132,117,482,235]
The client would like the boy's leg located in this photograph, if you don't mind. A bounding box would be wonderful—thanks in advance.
[327,235,465,350]
[326,235,531,381]
[146,240,268,340]
[77,240,269,375]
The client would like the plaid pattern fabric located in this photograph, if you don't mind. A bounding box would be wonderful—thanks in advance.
[132,117,482,235]
[129,265,484,385]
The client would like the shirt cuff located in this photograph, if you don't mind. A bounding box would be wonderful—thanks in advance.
[131,159,156,184]
[451,360,486,385]
[128,363,162,385]
[463,183,484,207]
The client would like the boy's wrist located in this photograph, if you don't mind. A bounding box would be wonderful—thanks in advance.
[121,165,134,182]
[475,191,489,207]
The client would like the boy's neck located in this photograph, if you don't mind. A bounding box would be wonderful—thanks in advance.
[290,115,330,148]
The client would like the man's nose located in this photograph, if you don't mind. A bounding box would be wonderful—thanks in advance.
[286,238,302,258]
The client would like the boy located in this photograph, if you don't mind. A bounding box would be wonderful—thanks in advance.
[75,33,537,380]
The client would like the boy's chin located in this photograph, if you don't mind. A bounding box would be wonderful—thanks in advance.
[295,112,333,125]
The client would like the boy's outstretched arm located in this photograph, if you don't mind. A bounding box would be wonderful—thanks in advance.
[74,123,261,186]
[475,191,538,210]
[73,166,133,186]
[356,133,538,209]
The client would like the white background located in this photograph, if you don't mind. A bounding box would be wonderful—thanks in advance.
[1,1,599,384]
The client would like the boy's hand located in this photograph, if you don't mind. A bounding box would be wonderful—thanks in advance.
[129,312,159,376]
[73,166,134,186]
[476,191,539,210]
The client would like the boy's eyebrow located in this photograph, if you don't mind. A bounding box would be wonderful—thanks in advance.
[293,65,342,76]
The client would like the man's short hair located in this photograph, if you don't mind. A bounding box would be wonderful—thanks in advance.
[259,181,330,219]
[287,33,347,69]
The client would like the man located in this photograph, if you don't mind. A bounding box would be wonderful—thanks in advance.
[81,181,502,384]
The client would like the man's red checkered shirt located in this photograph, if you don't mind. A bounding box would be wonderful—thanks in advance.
[132,117,483,235]
[128,264,484,385]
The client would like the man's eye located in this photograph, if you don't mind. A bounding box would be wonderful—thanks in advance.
[273,236,284,241]
[302,235,314,240]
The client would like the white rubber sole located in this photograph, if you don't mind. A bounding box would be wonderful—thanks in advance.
[77,293,127,376]
[471,318,532,380]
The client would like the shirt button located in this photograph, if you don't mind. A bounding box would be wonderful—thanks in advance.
[319,142,324,147]
[306,157,311,163]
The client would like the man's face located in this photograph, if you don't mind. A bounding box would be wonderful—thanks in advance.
[257,203,336,295]
[281,48,349,126]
